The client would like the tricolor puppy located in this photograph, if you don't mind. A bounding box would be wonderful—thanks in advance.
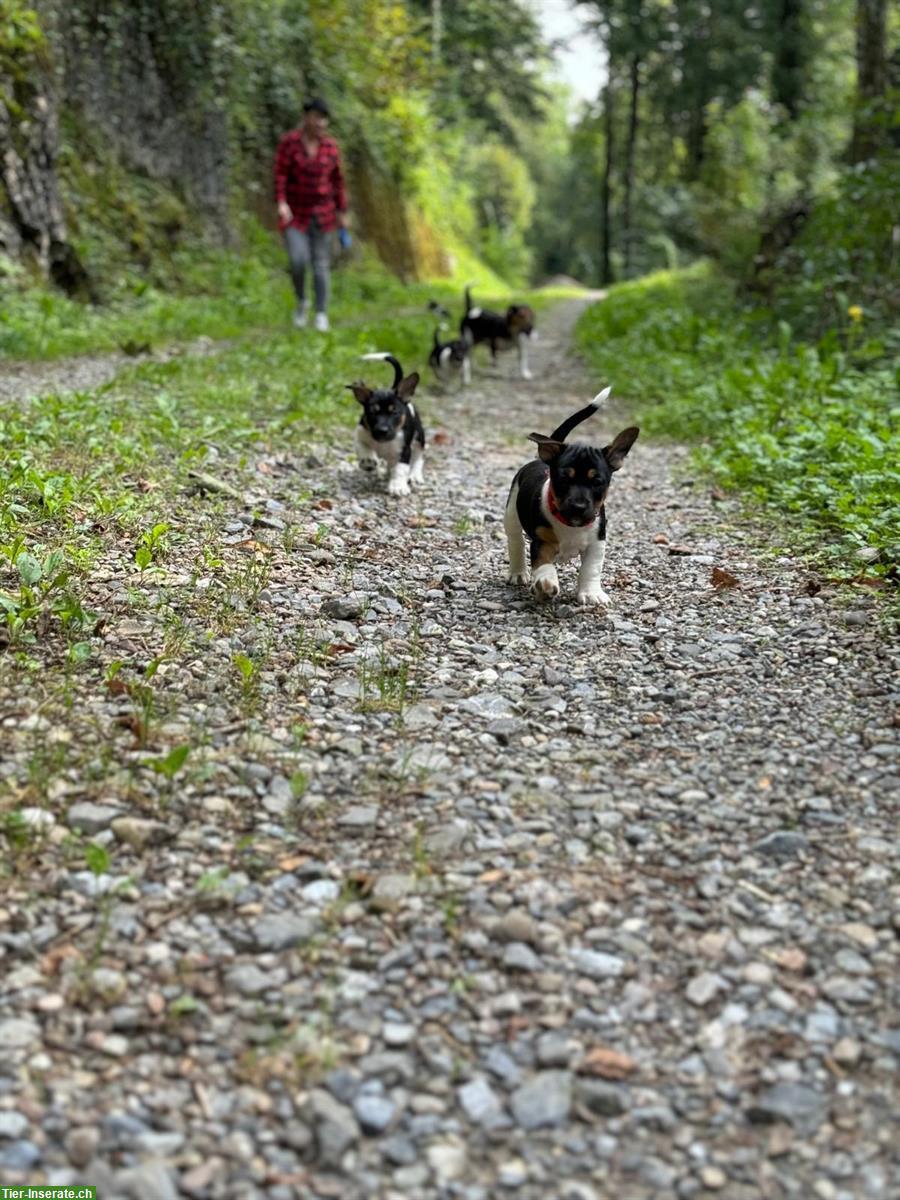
[504,388,639,606]
[428,324,471,387]
[347,353,425,497]
[460,285,535,381]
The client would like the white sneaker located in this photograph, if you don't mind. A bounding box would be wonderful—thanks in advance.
[292,302,309,329]
[314,312,330,333]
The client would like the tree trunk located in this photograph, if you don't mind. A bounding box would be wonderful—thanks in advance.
[432,0,443,63]
[772,0,805,119]
[623,53,640,276]
[850,0,888,160]
[685,102,707,181]
[600,74,615,286]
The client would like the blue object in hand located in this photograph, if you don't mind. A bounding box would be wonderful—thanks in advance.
[338,228,352,249]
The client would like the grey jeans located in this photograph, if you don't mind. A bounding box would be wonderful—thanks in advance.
[284,221,331,312]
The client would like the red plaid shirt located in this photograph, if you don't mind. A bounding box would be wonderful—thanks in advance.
[273,131,347,233]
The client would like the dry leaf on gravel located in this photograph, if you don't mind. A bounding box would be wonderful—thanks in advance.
[668,544,694,555]
[652,533,669,544]
[711,566,739,588]
[578,1046,637,1079]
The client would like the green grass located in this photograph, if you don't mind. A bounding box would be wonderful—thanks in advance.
[576,263,899,580]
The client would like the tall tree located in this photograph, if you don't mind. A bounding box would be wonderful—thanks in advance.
[623,50,640,273]
[408,0,548,141]
[771,0,809,118]
[850,0,889,160]
[600,72,616,284]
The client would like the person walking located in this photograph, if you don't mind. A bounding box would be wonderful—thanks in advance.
[273,97,348,332]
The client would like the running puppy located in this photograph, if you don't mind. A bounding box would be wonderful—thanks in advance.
[347,353,425,497]
[428,324,471,387]
[504,388,638,605]
[460,285,535,380]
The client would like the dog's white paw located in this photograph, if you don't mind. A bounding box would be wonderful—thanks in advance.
[577,586,611,607]
[508,571,529,586]
[387,479,410,497]
[521,368,534,381]
[532,566,560,600]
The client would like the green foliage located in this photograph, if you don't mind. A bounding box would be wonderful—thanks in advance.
[0,2,44,82]
[576,264,899,577]
[84,842,110,876]
[143,744,190,779]
[408,0,548,141]
[766,151,900,344]
[467,142,536,283]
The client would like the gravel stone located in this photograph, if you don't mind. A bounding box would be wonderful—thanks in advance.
[746,1084,828,1133]
[510,1071,573,1129]
[570,949,626,979]
[458,1077,504,1126]
[252,913,317,951]
[65,801,121,833]
[753,830,812,859]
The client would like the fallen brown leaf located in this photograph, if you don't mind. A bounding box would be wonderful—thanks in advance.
[652,533,669,545]
[668,544,694,556]
[432,431,452,445]
[578,1045,637,1080]
[711,566,739,589]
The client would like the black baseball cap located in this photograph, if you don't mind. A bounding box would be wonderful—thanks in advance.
[303,97,330,117]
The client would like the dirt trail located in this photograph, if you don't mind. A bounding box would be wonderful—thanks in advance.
[1,298,897,1199]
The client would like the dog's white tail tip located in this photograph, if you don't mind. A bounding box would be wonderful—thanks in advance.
[361,352,391,361]
[590,386,612,408]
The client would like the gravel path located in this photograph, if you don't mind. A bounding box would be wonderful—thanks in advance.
[0,337,227,404]
[1,299,898,1200]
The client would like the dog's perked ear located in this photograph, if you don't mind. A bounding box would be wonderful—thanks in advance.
[527,433,564,462]
[347,382,372,404]
[397,372,420,400]
[603,426,640,470]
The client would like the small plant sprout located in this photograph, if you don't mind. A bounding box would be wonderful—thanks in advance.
[135,521,170,571]
[143,743,191,780]
[233,652,259,708]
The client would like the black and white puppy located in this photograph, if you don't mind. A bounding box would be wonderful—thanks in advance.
[460,285,535,381]
[347,353,425,497]
[504,388,639,606]
[427,324,471,387]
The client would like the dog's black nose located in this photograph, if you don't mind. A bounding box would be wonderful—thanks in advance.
[568,497,590,512]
